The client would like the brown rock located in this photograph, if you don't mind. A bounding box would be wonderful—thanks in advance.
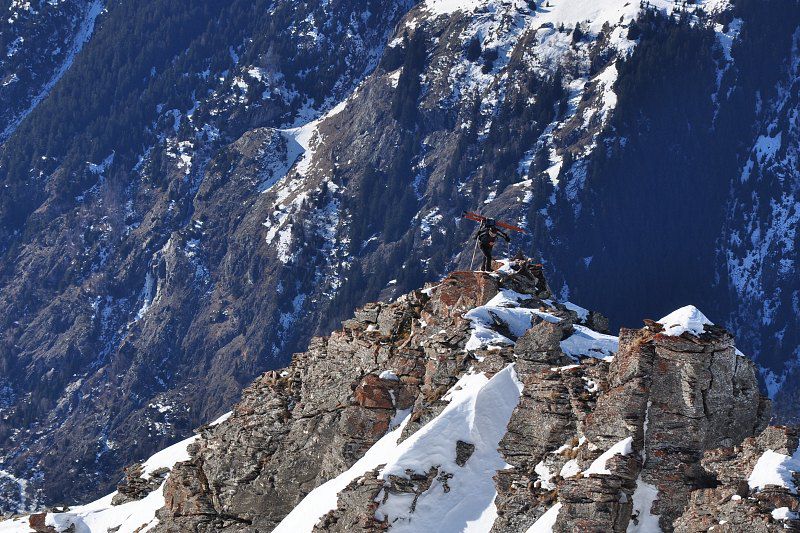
[354,374,395,410]
[433,271,500,318]
[29,513,57,533]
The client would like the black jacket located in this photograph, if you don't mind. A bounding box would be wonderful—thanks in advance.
[476,226,509,247]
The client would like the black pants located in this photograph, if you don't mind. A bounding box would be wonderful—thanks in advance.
[480,244,493,271]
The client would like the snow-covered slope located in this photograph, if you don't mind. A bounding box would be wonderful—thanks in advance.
[0,412,230,533]
[277,365,523,533]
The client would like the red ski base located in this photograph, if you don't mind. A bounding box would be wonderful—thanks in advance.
[462,211,526,233]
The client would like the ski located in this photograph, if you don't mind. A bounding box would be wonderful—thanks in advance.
[462,211,526,233]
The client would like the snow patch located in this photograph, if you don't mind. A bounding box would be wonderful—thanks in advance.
[139,435,197,480]
[560,459,580,478]
[583,437,634,477]
[423,0,483,15]
[379,370,400,381]
[563,301,589,321]
[748,447,800,494]
[33,410,232,533]
[464,289,560,351]
[593,62,619,123]
[44,440,189,531]
[773,507,799,521]
[534,461,556,490]
[525,502,562,533]
[754,131,782,163]
[761,367,786,400]
[281,95,350,178]
[375,364,524,532]
[657,305,713,337]
[0,517,32,532]
[87,152,114,175]
[626,479,661,532]
[560,325,618,362]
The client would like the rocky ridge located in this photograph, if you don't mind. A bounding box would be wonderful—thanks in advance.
[7,258,797,532]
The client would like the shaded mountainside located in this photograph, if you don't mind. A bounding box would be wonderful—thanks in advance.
[4,258,798,532]
[0,0,103,141]
[2,0,800,514]
[0,0,415,510]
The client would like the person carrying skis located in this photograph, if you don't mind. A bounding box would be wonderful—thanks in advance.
[475,219,510,271]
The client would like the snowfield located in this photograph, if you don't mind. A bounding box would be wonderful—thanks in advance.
[274,366,523,533]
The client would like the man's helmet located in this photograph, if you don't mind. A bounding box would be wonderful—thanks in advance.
[485,218,496,228]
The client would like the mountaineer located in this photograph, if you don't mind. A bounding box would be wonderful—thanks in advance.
[463,211,525,271]
[475,219,510,271]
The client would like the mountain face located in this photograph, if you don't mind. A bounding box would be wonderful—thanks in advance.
[1,0,800,515]
[0,0,103,142]
[3,258,797,532]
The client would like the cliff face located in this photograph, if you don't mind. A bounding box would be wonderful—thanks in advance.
[15,258,795,532]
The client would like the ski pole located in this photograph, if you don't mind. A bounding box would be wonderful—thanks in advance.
[470,237,479,270]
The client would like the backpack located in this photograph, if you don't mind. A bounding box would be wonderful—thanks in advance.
[478,226,497,246]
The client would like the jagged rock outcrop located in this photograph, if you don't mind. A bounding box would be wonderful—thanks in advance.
[4,258,800,532]
[150,261,800,531]
[674,426,800,532]
[492,310,777,532]
[148,258,793,533]
[150,259,592,531]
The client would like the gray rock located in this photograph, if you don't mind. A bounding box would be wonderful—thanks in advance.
[494,316,775,533]
[455,440,476,467]
[110,464,169,506]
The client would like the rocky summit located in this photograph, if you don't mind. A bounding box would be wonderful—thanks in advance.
[5,257,798,532]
